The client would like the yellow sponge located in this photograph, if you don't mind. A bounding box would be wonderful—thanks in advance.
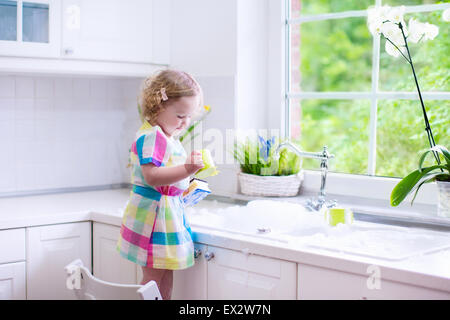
[194,149,219,180]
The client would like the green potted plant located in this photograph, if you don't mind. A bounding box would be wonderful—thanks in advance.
[232,136,303,197]
[391,145,450,217]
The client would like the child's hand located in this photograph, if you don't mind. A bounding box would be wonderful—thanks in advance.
[185,150,204,175]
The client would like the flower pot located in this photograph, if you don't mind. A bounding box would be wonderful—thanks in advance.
[238,171,304,197]
[437,180,450,218]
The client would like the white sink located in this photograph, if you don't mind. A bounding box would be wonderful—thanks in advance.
[287,224,450,261]
[186,199,450,261]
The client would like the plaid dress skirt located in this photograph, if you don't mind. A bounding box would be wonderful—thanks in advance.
[116,185,194,270]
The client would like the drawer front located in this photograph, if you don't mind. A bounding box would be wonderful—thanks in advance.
[0,229,26,264]
[298,263,450,300]
[0,262,26,300]
[207,246,297,300]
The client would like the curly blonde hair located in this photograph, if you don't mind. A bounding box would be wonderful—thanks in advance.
[140,69,203,125]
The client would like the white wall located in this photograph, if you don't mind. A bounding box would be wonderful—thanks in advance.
[0,75,142,194]
[170,0,238,77]
[0,1,280,197]
[170,0,275,196]
[236,0,268,131]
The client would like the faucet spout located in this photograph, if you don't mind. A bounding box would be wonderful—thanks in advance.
[275,142,336,212]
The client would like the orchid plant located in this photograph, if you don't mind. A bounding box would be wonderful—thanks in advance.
[367,5,450,206]
[368,5,440,164]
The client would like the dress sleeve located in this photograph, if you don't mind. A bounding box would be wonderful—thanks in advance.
[135,128,168,167]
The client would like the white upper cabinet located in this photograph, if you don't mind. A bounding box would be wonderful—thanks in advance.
[0,0,169,75]
[61,0,169,64]
[0,0,61,57]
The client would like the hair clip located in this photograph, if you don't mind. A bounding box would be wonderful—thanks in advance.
[160,87,168,101]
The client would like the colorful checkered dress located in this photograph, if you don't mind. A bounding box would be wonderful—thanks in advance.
[116,122,194,270]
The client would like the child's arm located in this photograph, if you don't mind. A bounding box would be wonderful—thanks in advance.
[142,150,204,187]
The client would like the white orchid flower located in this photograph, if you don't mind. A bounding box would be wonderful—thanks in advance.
[408,18,439,43]
[380,5,392,21]
[423,22,439,40]
[381,21,403,43]
[385,40,402,57]
[384,33,407,58]
[387,5,406,25]
[367,7,379,23]
[367,5,439,58]
[368,17,384,35]
[443,8,450,22]
[367,5,391,24]
[408,18,423,43]
[367,7,384,35]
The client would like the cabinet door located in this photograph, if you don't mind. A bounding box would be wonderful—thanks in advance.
[93,222,138,285]
[298,263,450,300]
[0,0,61,57]
[26,222,91,300]
[61,0,169,64]
[0,262,26,300]
[172,243,207,300]
[207,246,297,300]
[0,228,25,264]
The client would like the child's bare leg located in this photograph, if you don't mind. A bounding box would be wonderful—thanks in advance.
[161,270,173,300]
[140,266,173,300]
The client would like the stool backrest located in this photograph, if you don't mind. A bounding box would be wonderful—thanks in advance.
[65,259,162,300]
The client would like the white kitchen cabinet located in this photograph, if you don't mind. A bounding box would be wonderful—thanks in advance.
[298,263,450,300]
[0,0,61,57]
[0,262,26,300]
[206,245,297,300]
[26,221,91,300]
[172,243,208,300]
[61,0,170,64]
[0,0,169,76]
[93,222,139,285]
[0,228,26,264]
[0,228,26,300]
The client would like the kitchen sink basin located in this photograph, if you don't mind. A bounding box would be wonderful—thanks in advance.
[186,199,450,261]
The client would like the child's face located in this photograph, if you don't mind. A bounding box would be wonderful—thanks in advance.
[156,95,200,138]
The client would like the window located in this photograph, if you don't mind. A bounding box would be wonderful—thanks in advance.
[286,0,450,179]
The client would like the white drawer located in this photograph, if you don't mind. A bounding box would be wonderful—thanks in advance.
[0,229,26,264]
[298,263,450,300]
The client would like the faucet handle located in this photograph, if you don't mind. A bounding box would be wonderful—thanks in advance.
[322,146,335,159]
[325,199,338,208]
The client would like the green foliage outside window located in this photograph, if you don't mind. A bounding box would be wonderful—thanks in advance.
[291,0,449,178]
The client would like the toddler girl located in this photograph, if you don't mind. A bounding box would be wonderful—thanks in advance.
[116,69,204,300]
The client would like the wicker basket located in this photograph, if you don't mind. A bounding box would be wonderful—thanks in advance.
[238,171,304,197]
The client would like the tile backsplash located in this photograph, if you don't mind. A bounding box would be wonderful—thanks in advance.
[0,75,143,194]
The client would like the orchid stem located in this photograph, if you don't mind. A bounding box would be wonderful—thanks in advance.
[384,37,411,63]
[398,22,441,167]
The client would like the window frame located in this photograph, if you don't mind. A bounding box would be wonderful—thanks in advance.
[282,0,450,218]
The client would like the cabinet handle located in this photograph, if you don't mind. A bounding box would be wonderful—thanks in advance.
[194,248,202,259]
[204,251,215,261]
[64,47,74,55]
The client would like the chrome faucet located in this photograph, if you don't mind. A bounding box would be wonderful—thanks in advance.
[274,142,337,211]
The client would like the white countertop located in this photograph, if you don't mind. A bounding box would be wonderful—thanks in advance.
[0,188,449,293]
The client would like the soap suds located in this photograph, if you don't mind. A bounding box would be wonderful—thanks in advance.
[186,199,450,261]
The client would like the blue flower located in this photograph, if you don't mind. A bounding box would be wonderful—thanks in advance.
[258,136,276,162]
